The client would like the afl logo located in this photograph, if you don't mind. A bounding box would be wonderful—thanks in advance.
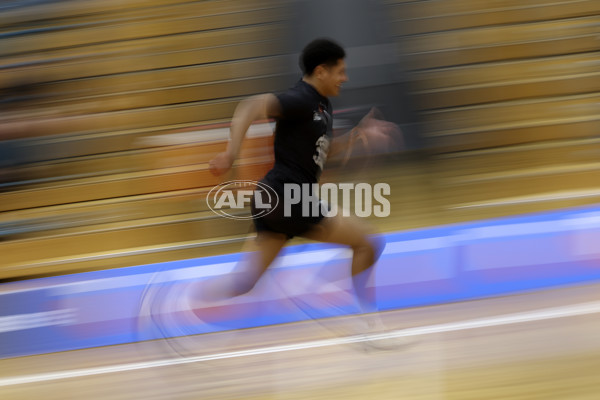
[207,180,279,220]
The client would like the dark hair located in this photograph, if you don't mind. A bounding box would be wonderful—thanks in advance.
[300,38,345,76]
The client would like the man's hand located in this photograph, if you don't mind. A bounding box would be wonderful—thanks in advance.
[209,151,235,176]
[340,107,403,165]
[357,108,402,153]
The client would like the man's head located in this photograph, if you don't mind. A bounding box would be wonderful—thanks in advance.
[300,38,348,97]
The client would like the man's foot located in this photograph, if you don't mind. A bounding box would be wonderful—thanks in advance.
[355,312,419,352]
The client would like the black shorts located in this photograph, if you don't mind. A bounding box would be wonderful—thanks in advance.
[250,177,328,238]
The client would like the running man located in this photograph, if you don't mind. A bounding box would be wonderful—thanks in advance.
[208,38,386,320]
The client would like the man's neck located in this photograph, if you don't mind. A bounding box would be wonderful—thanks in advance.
[302,76,326,97]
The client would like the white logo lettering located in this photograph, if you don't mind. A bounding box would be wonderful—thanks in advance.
[313,135,330,170]
[282,183,391,218]
[207,180,278,220]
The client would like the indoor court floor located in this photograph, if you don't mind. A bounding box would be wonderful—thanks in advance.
[1,282,599,400]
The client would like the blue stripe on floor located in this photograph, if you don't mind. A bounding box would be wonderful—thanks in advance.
[1,203,600,358]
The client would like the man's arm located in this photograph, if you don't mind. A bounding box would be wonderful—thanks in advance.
[328,107,403,165]
[328,127,360,160]
[328,108,375,162]
[209,94,281,176]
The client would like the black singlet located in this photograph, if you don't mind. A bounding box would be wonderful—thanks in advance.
[267,79,333,184]
[251,80,333,237]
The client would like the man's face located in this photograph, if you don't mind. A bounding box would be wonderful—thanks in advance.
[320,59,348,97]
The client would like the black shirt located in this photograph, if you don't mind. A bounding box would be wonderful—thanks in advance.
[264,80,333,185]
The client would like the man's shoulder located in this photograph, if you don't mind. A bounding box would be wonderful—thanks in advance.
[279,80,312,99]
[276,81,320,119]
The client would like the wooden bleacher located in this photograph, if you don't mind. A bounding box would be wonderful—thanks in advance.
[386,0,600,225]
[413,52,600,109]
[0,0,284,279]
[1,0,600,280]
[388,0,600,151]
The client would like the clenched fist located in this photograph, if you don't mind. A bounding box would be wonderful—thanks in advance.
[209,151,235,176]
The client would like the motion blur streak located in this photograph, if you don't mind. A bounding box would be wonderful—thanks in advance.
[1,1,600,399]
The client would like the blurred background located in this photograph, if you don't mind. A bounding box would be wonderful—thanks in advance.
[1,0,599,275]
[1,0,600,398]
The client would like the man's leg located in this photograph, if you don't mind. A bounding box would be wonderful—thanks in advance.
[200,231,288,301]
[301,214,385,314]
[229,231,288,296]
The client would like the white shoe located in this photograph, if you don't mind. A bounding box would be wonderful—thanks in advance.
[355,313,419,352]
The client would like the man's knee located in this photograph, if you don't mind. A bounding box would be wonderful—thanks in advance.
[352,234,386,267]
[228,273,259,297]
[371,234,386,262]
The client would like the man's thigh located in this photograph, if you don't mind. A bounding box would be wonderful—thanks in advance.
[300,214,375,247]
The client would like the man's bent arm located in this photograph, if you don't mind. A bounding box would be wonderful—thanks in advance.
[227,94,280,159]
[210,93,281,176]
